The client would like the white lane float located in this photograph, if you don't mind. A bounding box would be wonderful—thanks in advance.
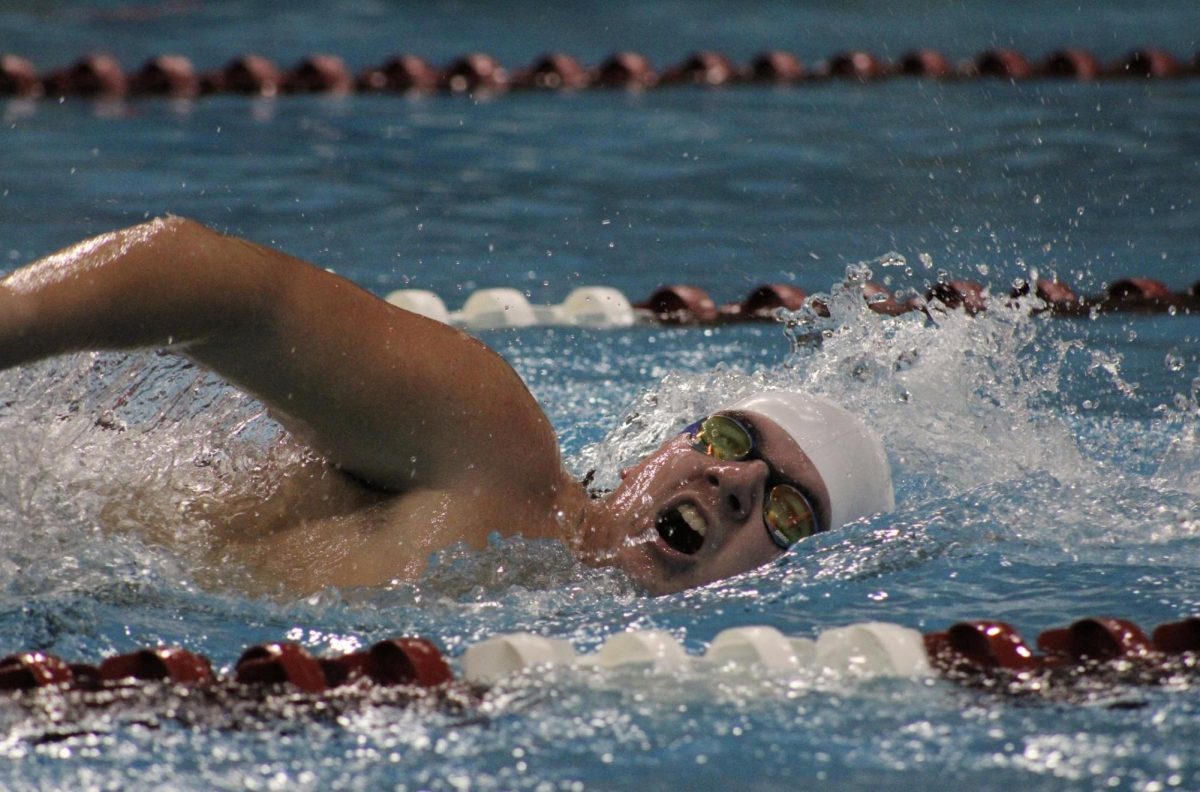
[384,289,451,324]
[461,633,576,685]
[703,626,814,672]
[587,630,690,671]
[813,622,932,678]
[385,286,635,330]
[457,288,544,329]
[558,287,635,328]
[460,622,933,685]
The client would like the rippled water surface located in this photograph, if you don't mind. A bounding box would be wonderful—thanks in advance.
[3,2,1200,790]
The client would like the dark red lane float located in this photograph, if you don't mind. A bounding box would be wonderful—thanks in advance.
[207,54,282,96]
[1036,618,1154,663]
[634,285,718,324]
[368,638,454,687]
[898,49,953,78]
[443,53,508,94]
[1009,277,1082,313]
[720,283,809,321]
[974,49,1034,79]
[924,621,1042,674]
[0,54,43,97]
[98,646,215,685]
[235,642,327,693]
[1104,277,1175,312]
[1032,278,1081,309]
[67,662,102,691]
[42,53,128,97]
[749,51,805,83]
[594,51,658,89]
[513,53,591,90]
[927,279,988,315]
[1152,617,1200,654]
[129,55,199,97]
[357,54,441,93]
[824,51,887,80]
[1042,49,1102,80]
[283,54,354,94]
[662,51,741,87]
[0,652,74,691]
[320,637,452,688]
[320,650,368,687]
[862,282,913,316]
[1119,48,1181,79]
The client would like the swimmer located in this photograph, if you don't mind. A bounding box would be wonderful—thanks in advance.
[0,217,893,595]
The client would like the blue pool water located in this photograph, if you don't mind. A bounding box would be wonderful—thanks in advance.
[3,2,1200,789]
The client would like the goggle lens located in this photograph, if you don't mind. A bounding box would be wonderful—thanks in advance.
[690,414,818,550]
[764,484,818,547]
[693,414,753,460]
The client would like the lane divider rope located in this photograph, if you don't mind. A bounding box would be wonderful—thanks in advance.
[1,615,1196,725]
[387,276,1200,330]
[2,47,1198,99]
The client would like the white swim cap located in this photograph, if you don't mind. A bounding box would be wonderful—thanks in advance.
[727,392,894,531]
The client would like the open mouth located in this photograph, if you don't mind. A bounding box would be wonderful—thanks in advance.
[655,504,707,555]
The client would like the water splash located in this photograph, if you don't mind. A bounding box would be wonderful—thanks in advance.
[0,352,293,596]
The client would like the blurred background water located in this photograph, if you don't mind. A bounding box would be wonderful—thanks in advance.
[2,2,1199,790]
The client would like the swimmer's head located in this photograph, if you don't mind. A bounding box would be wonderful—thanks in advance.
[724,391,894,534]
[580,390,893,594]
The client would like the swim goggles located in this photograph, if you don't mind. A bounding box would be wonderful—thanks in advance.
[686,413,820,550]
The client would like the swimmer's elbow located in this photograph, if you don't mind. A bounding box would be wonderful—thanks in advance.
[136,214,216,244]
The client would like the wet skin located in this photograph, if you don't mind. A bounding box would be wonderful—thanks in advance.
[578,411,832,595]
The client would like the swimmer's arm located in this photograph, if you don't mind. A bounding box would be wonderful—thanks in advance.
[0,217,565,493]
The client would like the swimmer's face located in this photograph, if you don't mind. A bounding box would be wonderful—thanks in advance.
[593,411,831,595]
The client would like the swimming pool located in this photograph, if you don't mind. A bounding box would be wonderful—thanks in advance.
[3,1,1200,789]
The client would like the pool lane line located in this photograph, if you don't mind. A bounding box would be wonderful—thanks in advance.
[0,616,1196,725]
[2,47,1197,99]
[382,276,1200,331]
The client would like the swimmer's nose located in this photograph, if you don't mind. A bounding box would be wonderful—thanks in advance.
[703,460,767,525]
